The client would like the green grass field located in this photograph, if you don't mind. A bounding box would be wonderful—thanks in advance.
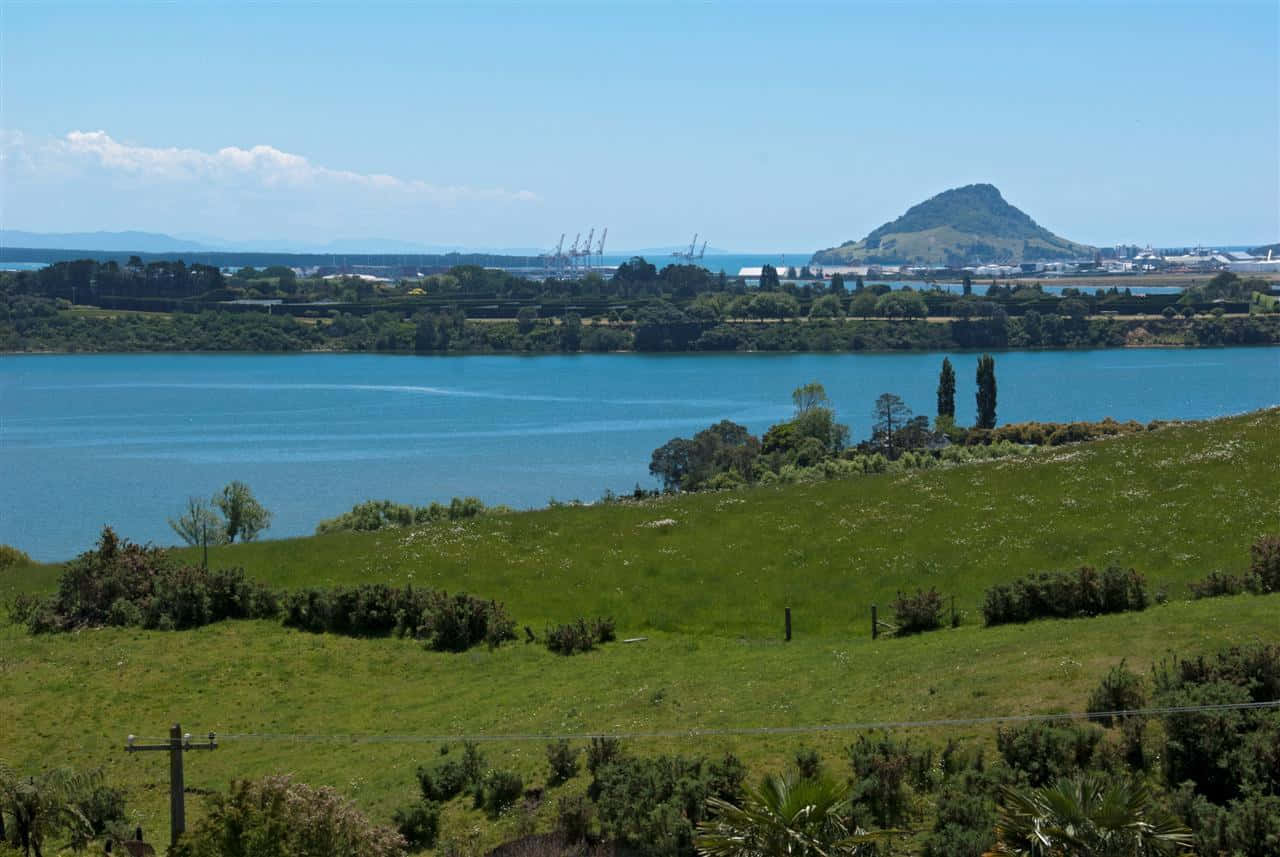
[2,408,1277,850]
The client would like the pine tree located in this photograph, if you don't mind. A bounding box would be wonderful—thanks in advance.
[975,354,997,429]
[937,357,956,419]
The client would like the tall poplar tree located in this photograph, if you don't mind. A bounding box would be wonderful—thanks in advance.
[975,354,997,429]
[937,357,956,419]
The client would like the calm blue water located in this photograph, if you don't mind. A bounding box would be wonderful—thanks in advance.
[3,350,1278,561]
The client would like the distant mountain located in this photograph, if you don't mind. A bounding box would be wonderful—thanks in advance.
[1,230,215,253]
[812,184,1094,266]
[2,230,548,256]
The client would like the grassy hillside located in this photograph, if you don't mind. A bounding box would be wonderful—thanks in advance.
[2,409,1277,849]
[813,184,1093,265]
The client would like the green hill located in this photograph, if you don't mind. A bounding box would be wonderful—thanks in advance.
[812,183,1095,266]
[1,409,1276,849]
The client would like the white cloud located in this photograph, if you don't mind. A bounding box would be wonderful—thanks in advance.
[15,129,538,204]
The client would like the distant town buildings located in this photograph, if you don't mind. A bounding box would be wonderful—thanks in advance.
[739,244,1279,282]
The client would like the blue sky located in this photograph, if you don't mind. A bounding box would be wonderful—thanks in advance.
[2,0,1276,252]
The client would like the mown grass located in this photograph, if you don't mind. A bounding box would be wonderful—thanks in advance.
[1,408,1277,849]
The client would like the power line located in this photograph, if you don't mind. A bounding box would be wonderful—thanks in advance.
[190,699,1280,746]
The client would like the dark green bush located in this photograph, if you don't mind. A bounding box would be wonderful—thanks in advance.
[545,617,616,655]
[392,801,440,851]
[891,587,945,634]
[27,528,279,634]
[591,754,744,857]
[546,740,579,785]
[1188,570,1252,599]
[1153,643,1280,803]
[415,742,486,803]
[1249,533,1280,592]
[982,566,1147,626]
[478,769,524,816]
[282,586,516,652]
[847,733,935,829]
[920,774,997,857]
[555,794,594,844]
[585,736,623,774]
[793,747,822,780]
[1086,660,1147,726]
[995,721,1102,786]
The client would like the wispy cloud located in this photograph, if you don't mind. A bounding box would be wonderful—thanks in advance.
[6,130,538,204]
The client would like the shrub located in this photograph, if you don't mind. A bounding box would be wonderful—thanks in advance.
[793,747,822,780]
[171,775,405,857]
[892,587,945,634]
[982,566,1147,626]
[591,754,744,857]
[545,617,615,655]
[546,740,579,786]
[1249,534,1280,592]
[392,802,440,851]
[847,733,935,828]
[995,721,1102,786]
[1188,570,1250,599]
[416,743,486,803]
[1153,643,1280,803]
[31,528,279,634]
[1086,660,1147,726]
[585,737,623,774]
[478,770,524,816]
[281,587,515,652]
[920,774,997,857]
[0,544,31,570]
[315,497,490,535]
[555,794,594,843]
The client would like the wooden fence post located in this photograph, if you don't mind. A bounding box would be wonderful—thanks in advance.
[871,604,878,639]
[784,607,792,642]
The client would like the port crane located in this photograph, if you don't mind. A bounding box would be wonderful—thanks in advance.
[671,234,705,263]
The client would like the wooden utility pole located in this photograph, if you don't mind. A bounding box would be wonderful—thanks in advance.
[126,724,216,847]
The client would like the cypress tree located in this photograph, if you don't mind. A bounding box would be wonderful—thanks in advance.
[975,353,997,429]
[937,357,956,419]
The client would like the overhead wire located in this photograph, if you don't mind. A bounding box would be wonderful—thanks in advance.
[135,698,1280,745]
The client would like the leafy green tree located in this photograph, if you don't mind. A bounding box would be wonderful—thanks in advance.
[875,291,928,319]
[849,291,878,318]
[168,497,229,550]
[988,774,1192,857]
[975,354,997,429]
[937,357,956,419]
[214,481,272,542]
[962,274,972,295]
[695,771,878,857]
[809,294,844,319]
[829,273,846,295]
[792,381,831,415]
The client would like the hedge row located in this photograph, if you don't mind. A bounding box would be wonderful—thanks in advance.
[282,585,516,652]
[982,566,1148,626]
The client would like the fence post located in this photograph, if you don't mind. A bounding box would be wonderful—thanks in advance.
[950,595,956,627]
[871,604,878,639]
[784,607,792,642]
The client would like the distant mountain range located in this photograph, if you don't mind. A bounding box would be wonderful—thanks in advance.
[0,230,550,256]
[811,184,1095,266]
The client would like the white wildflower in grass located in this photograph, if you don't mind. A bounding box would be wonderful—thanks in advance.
[641,518,678,529]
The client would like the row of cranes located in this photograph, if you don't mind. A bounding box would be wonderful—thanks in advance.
[671,234,707,263]
[541,228,608,275]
